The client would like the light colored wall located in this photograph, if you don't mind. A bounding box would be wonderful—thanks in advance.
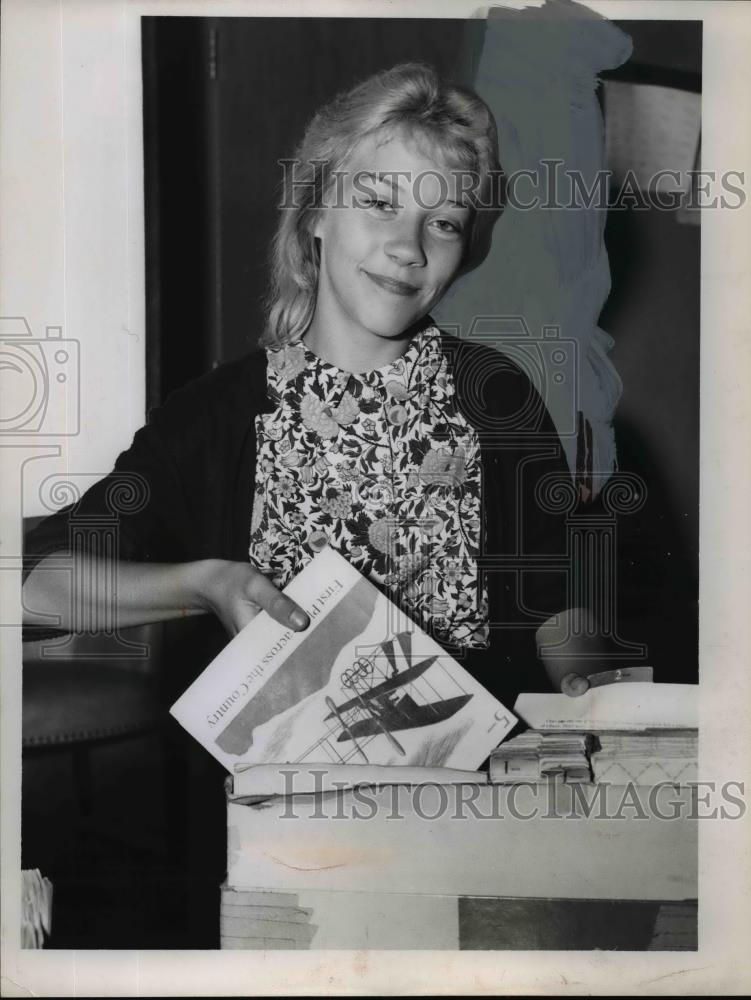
[1,0,145,516]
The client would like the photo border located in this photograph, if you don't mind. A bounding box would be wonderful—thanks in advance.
[1,0,749,994]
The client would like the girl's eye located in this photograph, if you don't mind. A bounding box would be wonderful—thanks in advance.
[365,197,395,212]
[432,219,463,236]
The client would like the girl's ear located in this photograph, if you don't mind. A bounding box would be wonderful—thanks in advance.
[309,206,323,241]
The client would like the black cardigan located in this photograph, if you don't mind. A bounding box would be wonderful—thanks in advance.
[24,333,572,704]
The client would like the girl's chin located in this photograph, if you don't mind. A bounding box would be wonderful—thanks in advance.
[356,309,426,340]
[361,324,421,341]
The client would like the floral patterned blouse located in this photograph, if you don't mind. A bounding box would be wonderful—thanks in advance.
[248,324,490,648]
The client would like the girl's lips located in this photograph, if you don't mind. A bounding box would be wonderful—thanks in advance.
[363,270,419,296]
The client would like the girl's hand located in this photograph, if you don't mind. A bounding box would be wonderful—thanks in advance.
[537,608,599,697]
[192,559,310,638]
[559,672,590,698]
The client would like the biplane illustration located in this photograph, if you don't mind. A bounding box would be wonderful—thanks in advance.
[297,629,473,764]
[174,547,512,771]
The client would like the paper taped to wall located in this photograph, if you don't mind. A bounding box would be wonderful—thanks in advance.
[604,80,701,194]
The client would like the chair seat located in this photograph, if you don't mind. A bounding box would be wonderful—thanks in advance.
[23,660,161,748]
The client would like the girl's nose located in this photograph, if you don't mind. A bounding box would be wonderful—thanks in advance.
[384,222,427,268]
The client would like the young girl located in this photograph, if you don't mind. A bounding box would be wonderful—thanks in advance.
[23,63,585,703]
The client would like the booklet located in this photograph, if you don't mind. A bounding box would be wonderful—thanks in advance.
[170,546,517,772]
[514,683,698,732]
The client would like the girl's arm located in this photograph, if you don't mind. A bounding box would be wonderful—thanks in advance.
[22,555,309,638]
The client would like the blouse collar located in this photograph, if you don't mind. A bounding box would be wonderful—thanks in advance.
[266,322,445,404]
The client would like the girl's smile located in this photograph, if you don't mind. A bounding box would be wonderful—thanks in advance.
[361,269,421,296]
[304,129,471,373]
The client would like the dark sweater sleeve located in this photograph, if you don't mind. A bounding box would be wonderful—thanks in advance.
[451,336,571,625]
[23,412,192,587]
[23,353,263,641]
[497,361,571,623]
[21,364,240,646]
[509,388,571,622]
[449,341,573,700]
[23,347,266,585]
[22,413,196,643]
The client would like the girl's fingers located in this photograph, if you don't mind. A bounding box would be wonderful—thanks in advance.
[560,672,590,698]
[230,600,263,636]
[245,570,310,631]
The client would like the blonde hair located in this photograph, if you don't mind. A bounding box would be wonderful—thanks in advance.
[261,62,502,348]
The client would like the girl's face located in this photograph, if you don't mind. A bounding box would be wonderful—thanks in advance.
[309,131,471,358]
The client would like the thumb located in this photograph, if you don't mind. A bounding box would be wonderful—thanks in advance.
[245,570,310,631]
[230,599,263,637]
[561,672,590,698]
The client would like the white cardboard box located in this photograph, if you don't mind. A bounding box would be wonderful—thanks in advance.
[223,779,698,949]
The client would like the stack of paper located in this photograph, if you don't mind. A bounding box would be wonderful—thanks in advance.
[231,763,488,800]
[514,683,697,732]
[592,730,698,786]
[489,731,593,784]
[220,887,317,950]
[21,869,53,948]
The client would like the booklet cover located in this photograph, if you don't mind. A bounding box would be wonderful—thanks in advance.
[170,547,517,772]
